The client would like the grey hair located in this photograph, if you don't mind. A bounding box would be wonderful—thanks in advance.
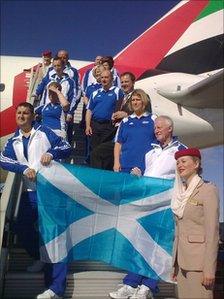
[155,115,174,130]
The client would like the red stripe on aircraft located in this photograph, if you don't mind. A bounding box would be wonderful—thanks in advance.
[114,0,209,77]
[0,72,28,137]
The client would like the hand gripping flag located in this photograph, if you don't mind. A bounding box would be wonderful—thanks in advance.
[37,161,174,281]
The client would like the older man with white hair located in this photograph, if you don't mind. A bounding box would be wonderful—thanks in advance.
[109,115,187,299]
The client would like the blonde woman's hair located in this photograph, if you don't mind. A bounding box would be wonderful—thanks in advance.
[192,156,203,175]
[128,89,151,112]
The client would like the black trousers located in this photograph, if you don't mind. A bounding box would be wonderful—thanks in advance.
[66,120,74,145]
[90,120,114,149]
[90,140,114,170]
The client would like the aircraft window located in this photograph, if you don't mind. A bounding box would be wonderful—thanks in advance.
[0,83,5,92]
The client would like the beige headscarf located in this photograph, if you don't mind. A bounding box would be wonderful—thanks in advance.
[171,171,201,218]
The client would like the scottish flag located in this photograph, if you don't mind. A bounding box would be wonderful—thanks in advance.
[37,162,174,281]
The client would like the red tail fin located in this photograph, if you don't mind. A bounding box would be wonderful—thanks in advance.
[114,0,209,78]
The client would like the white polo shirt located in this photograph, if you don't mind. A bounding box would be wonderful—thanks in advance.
[144,138,187,179]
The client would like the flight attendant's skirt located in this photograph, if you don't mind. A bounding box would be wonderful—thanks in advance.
[177,266,213,299]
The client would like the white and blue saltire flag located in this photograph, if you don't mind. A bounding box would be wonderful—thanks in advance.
[37,161,174,282]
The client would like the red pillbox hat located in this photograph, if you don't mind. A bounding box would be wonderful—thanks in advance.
[42,50,52,57]
[175,148,201,160]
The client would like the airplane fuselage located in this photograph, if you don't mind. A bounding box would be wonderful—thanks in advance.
[0,55,223,151]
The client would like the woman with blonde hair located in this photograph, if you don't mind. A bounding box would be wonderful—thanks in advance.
[171,148,219,299]
[110,89,156,299]
[113,89,155,174]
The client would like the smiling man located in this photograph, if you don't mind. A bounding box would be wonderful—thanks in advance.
[90,72,136,170]
[110,115,187,299]
[34,56,79,145]
[85,70,124,150]
[0,102,71,299]
[131,115,187,179]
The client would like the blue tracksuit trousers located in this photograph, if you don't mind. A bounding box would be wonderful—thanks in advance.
[123,272,158,294]
[16,191,67,296]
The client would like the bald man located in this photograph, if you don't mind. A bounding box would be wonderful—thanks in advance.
[85,70,124,151]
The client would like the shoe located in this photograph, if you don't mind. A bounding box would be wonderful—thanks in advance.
[109,284,138,298]
[130,284,154,299]
[36,289,62,299]
[26,260,45,272]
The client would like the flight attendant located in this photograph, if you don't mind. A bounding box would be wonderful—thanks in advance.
[171,148,219,299]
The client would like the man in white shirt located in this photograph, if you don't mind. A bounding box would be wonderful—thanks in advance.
[109,115,187,299]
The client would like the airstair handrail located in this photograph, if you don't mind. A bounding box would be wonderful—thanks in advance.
[26,63,42,104]
[0,172,22,255]
[0,172,23,297]
[0,172,15,250]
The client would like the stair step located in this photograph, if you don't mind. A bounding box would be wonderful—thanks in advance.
[3,271,177,298]
[4,247,224,298]
[4,248,177,298]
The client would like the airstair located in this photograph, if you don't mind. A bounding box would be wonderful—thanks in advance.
[0,64,223,299]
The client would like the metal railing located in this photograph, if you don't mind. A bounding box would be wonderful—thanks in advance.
[26,63,42,105]
[0,173,23,297]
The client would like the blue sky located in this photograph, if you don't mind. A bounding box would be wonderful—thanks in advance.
[1,0,223,219]
[1,0,179,59]
[201,146,223,221]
